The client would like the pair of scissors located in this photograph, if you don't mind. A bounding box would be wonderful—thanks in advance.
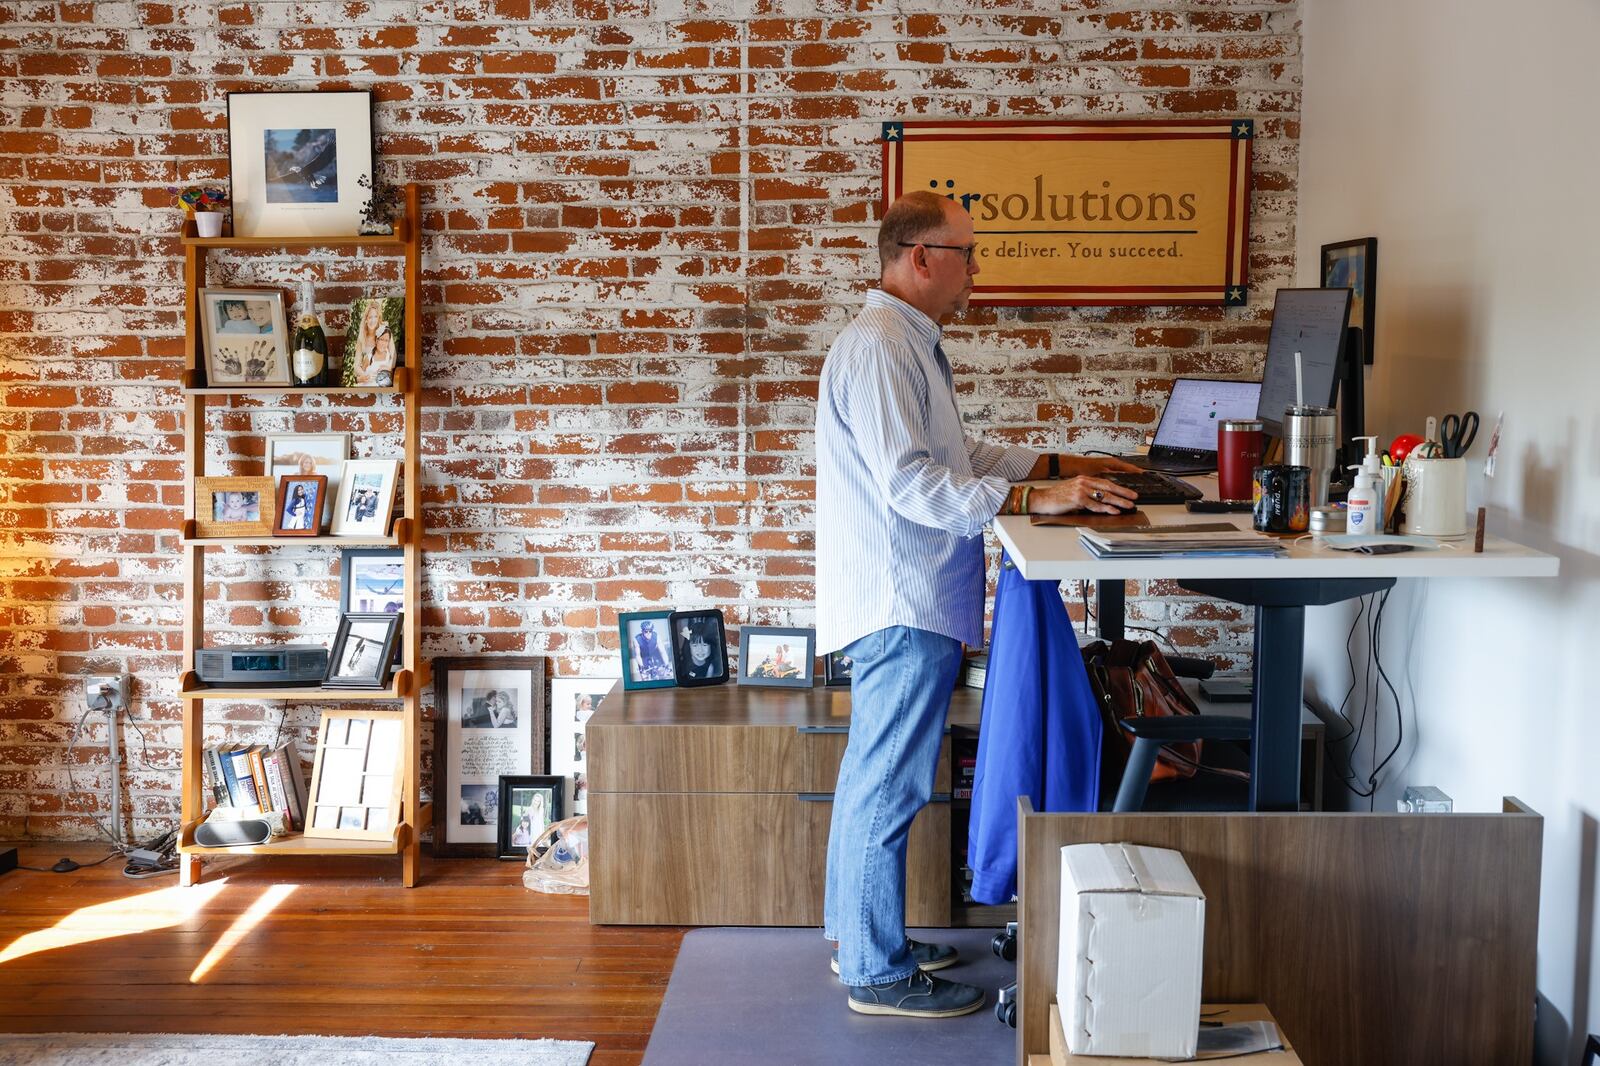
[1440,411,1479,458]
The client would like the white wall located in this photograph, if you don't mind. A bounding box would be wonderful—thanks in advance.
[1298,1,1600,1060]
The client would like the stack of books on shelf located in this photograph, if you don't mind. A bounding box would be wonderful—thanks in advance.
[200,743,308,832]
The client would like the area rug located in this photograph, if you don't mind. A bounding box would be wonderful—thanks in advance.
[0,1032,593,1065]
[643,927,1014,1066]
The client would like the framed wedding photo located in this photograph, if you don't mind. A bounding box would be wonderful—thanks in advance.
[738,626,816,689]
[330,458,399,537]
[273,474,326,536]
[226,89,374,238]
[343,295,405,387]
[193,475,275,538]
[266,432,348,533]
[199,287,291,386]
[496,774,564,861]
[668,608,728,687]
[618,610,676,691]
[340,547,403,614]
[432,657,546,858]
[323,612,402,689]
[1321,237,1377,366]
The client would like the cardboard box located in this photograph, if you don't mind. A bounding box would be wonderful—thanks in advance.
[1056,843,1205,1058]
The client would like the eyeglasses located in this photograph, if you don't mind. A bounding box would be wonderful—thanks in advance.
[898,241,977,264]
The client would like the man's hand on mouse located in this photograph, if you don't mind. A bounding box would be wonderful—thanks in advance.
[1028,476,1139,515]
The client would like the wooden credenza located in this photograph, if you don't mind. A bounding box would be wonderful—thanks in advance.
[587,681,984,926]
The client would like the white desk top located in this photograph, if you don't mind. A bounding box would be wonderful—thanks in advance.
[994,477,1560,582]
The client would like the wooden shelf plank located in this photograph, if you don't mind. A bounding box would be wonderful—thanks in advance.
[181,367,409,395]
[181,517,410,547]
[180,669,412,702]
[179,219,409,250]
[177,819,410,857]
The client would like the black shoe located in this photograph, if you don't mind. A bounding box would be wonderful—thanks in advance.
[832,938,958,976]
[846,968,985,1018]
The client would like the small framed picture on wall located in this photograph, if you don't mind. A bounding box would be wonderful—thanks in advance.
[1320,237,1377,365]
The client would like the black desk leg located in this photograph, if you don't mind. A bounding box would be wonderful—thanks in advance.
[1096,579,1125,642]
[1250,603,1305,812]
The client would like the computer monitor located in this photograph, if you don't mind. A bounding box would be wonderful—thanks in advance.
[1255,287,1353,437]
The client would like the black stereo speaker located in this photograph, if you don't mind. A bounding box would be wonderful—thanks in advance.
[194,819,272,848]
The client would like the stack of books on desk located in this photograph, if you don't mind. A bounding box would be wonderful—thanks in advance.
[1079,524,1286,559]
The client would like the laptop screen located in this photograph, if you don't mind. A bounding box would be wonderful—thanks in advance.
[1151,378,1264,452]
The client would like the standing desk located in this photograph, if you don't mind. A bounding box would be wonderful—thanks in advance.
[993,490,1559,810]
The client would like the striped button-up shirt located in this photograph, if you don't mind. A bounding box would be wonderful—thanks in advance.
[815,289,1038,653]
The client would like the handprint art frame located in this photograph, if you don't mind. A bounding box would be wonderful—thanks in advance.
[199,288,291,386]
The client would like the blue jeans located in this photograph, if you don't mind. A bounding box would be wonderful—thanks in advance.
[823,625,964,986]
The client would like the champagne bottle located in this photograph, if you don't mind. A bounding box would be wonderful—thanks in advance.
[290,280,328,387]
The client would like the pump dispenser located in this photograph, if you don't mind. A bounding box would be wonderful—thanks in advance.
[1345,435,1384,535]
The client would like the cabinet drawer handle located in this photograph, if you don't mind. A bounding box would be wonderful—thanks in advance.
[796,792,834,802]
[796,726,848,734]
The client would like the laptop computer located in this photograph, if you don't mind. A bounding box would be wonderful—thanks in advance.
[1122,377,1265,474]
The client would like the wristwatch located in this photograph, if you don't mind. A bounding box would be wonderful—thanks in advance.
[1047,453,1061,480]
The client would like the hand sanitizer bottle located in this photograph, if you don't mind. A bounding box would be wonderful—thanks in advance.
[1345,435,1384,536]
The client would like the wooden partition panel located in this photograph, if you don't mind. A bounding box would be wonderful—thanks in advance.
[1017,798,1541,1066]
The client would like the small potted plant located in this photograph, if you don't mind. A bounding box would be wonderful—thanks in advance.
[168,184,229,237]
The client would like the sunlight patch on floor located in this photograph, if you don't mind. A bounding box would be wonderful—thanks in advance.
[189,883,298,983]
[0,880,229,965]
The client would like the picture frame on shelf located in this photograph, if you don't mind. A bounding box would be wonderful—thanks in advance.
[669,608,729,687]
[432,657,547,858]
[496,774,564,861]
[265,432,349,533]
[323,612,402,689]
[618,610,676,690]
[549,676,613,817]
[199,288,291,387]
[273,474,326,536]
[340,547,403,615]
[824,650,854,687]
[343,295,404,387]
[304,708,405,840]
[329,458,399,537]
[738,626,817,689]
[1321,237,1377,366]
[226,89,374,238]
[194,475,276,538]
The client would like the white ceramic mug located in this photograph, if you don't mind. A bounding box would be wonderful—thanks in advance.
[195,211,224,238]
[1402,456,1468,539]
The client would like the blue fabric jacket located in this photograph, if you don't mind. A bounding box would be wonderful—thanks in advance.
[965,550,1102,904]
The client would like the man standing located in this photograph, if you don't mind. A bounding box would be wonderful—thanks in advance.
[815,190,1138,1017]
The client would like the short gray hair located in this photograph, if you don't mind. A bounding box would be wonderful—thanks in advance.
[878,190,955,271]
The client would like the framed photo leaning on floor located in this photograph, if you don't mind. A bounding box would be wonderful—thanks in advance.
[497,774,564,861]
[432,657,547,858]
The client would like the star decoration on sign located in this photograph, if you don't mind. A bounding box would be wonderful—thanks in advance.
[1232,120,1254,139]
[1225,287,1248,306]
[882,122,904,142]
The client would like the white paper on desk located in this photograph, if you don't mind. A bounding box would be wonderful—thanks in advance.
[1156,1021,1283,1060]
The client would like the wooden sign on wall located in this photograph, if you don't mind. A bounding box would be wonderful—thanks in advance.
[880,119,1253,307]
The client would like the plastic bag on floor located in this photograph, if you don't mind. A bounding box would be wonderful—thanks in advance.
[522,815,589,896]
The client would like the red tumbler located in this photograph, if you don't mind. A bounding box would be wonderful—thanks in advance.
[1218,419,1264,502]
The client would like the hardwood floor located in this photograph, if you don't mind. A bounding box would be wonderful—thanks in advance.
[0,843,686,1065]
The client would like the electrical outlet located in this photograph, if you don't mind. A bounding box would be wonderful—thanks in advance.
[84,674,128,715]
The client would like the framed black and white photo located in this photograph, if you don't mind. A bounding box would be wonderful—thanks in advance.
[738,626,817,689]
[341,547,403,615]
[549,676,613,816]
[323,612,402,689]
[432,657,546,858]
[618,610,676,690]
[199,287,291,386]
[497,774,563,861]
[824,650,854,687]
[1321,237,1377,366]
[330,458,399,537]
[266,432,349,533]
[227,89,374,238]
[669,608,729,687]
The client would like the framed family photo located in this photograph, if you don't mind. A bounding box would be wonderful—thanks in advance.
[273,474,326,536]
[341,547,403,614]
[669,608,728,687]
[343,295,404,387]
[1321,237,1377,366]
[431,657,546,858]
[618,610,676,691]
[199,288,290,386]
[330,458,399,537]
[549,676,612,817]
[497,774,564,861]
[193,475,275,538]
[305,708,405,839]
[266,432,348,533]
[824,650,854,687]
[226,89,374,238]
[323,612,402,689]
[738,626,816,689]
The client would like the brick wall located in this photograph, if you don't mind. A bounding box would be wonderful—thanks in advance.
[0,1,1301,841]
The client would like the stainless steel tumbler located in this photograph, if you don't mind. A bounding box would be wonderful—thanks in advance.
[1282,404,1337,508]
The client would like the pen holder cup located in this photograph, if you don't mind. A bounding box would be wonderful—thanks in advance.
[1401,456,1467,539]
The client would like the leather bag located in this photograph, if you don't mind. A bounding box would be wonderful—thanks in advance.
[1081,639,1202,783]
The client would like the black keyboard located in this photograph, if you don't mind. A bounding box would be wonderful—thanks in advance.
[1101,470,1205,505]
